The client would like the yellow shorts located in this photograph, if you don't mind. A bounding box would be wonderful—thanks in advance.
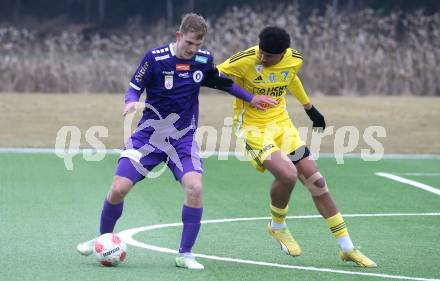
[235,119,305,172]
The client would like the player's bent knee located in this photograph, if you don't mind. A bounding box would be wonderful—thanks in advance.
[110,184,127,201]
[299,172,328,196]
[314,177,326,188]
[278,169,297,186]
[185,182,203,200]
[110,180,132,201]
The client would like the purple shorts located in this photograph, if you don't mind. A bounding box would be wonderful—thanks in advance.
[115,133,203,183]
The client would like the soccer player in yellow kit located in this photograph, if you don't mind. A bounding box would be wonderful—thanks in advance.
[217,26,377,267]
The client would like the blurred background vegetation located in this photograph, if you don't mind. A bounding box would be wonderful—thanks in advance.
[1,0,439,95]
[1,0,439,26]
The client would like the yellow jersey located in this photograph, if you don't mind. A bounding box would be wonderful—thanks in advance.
[217,45,310,128]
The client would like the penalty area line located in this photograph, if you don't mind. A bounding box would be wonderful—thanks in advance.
[119,213,440,281]
[376,172,440,196]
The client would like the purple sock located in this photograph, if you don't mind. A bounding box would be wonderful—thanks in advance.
[99,200,124,234]
[179,205,203,253]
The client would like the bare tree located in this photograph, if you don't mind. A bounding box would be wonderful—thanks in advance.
[166,0,173,26]
[98,0,106,25]
[13,0,21,23]
[84,0,91,23]
[187,0,194,12]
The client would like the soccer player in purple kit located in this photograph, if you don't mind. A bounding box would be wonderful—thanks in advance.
[76,13,276,270]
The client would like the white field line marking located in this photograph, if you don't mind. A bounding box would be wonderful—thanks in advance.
[393,173,440,177]
[119,213,440,281]
[0,148,123,154]
[376,173,440,196]
[1,147,440,159]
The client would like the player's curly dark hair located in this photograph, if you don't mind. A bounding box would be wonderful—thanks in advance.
[258,26,290,54]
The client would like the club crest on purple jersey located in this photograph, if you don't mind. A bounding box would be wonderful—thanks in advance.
[193,70,203,83]
[164,75,173,89]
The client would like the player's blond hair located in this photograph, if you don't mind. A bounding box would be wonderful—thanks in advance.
[179,13,208,39]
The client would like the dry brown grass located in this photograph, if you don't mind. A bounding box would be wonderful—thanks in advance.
[1,6,439,95]
[0,93,439,153]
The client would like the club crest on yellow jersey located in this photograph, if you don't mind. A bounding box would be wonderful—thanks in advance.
[269,73,275,82]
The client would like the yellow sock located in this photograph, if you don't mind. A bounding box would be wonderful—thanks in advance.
[270,204,288,225]
[326,212,354,252]
[326,212,349,238]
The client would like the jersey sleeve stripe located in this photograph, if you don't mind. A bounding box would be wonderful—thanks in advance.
[291,49,303,59]
[230,49,255,58]
[229,50,256,61]
[229,52,256,63]
[129,82,141,91]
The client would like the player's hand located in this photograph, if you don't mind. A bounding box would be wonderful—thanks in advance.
[305,105,326,132]
[123,101,138,117]
[250,95,278,110]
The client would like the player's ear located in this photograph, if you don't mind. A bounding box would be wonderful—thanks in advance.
[176,31,182,41]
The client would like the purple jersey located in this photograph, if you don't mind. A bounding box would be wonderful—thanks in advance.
[126,43,214,135]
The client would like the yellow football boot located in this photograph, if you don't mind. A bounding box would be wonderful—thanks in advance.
[268,223,302,257]
[339,248,377,268]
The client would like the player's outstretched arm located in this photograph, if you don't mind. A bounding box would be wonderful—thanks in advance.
[201,68,234,91]
[202,68,277,110]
